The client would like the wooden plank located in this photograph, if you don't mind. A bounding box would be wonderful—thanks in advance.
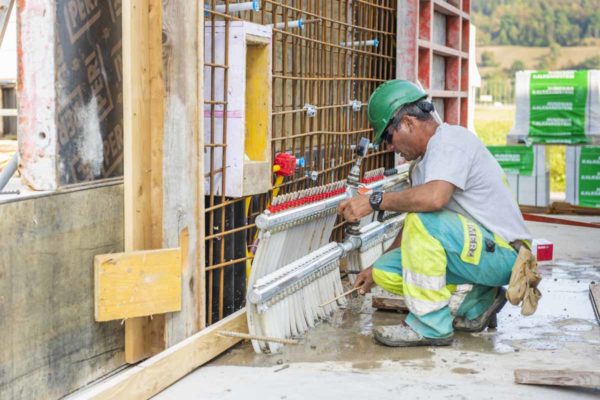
[372,296,409,312]
[78,309,248,400]
[95,248,182,321]
[590,284,600,325]
[123,0,166,363]
[550,201,600,216]
[0,108,16,117]
[0,185,125,399]
[514,369,600,390]
[196,0,206,332]
[161,0,204,346]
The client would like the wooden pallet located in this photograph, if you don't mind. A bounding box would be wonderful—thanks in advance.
[520,202,600,216]
[371,288,409,313]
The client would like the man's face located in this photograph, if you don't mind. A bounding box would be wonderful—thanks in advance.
[385,117,421,161]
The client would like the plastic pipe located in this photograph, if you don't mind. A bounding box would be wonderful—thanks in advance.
[0,152,18,191]
[340,39,379,48]
[214,1,260,13]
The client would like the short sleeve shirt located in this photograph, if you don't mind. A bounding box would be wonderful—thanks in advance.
[411,123,531,242]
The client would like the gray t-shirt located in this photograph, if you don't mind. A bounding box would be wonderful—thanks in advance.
[411,123,531,242]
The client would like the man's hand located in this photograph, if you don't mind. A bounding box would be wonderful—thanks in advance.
[338,194,372,223]
[354,266,375,295]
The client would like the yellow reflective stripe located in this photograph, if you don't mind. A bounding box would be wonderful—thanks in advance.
[401,213,446,277]
[458,214,482,265]
[372,269,404,296]
[493,232,513,250]
[403,283,452,303]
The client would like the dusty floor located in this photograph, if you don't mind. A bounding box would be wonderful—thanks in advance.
[155,218,600,400]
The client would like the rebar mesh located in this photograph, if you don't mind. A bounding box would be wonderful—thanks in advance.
[204,0,397,325]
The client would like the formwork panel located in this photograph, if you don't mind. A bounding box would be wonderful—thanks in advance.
[398,0,470,127]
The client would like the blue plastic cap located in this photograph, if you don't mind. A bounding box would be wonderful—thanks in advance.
[373,39,379,48]
[252,0,260,11]
[296,157,305,168]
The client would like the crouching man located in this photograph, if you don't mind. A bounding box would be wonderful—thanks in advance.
[338,80,531,347]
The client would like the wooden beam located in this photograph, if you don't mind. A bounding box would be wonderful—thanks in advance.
[78,309,248,400]
[590,283,600,325]
[372,295,409,312]
[123,0,166,363]
[514,369,600,390]
[0,108,16,117]
[161,0,205,346]
[95,248,182,321]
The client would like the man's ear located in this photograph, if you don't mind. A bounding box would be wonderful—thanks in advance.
[403,115,418,130]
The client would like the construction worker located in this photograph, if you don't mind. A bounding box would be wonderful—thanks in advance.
[338,80,532,347]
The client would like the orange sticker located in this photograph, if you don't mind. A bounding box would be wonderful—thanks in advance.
[357,186,372,195]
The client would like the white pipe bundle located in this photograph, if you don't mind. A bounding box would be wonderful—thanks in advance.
[248,243,346,353]
[510,70,600,142]
[247,166,411,353]
[346,214,405,284]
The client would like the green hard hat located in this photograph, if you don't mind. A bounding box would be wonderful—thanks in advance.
[367,80,427,145]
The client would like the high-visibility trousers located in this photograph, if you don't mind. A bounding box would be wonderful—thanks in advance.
[372,210,517,338]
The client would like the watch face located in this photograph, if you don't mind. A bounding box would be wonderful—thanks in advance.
[370,192,383,210]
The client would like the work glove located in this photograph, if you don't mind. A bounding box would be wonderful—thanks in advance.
[506,246,542,316]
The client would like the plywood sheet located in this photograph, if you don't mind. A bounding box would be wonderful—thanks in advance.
[0,184,125,399]
[95,248,182,321]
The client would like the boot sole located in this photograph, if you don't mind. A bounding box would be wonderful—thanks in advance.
[374,334,453,347]
[454,288,507,332]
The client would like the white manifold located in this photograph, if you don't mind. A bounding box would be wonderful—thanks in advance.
[246,165,410,353]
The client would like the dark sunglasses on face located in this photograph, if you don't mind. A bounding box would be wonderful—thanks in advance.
[383,127,394,145]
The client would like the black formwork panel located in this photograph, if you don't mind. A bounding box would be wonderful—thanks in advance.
[55,1,123,185]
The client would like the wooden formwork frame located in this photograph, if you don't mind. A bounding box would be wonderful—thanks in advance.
[121,0,205,363]
[83,1,450,397]
[397,0,470,126]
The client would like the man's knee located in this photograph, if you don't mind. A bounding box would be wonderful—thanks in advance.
[372,267,404,296]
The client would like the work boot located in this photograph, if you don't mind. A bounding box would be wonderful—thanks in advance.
[373,322,453,347]
[453,287,507,332]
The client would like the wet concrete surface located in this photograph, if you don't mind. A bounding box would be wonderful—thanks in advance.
[155,219,600,400]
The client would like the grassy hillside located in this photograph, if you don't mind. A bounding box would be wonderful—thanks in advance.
[476,44,600,72]
[472,0,600,46]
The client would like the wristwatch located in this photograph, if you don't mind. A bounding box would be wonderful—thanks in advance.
[369,191,383,211]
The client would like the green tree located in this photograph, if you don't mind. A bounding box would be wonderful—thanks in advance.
[480,50,498,67]
[567,55,600,69]
[472,0,600,46]
[507,59,526,76]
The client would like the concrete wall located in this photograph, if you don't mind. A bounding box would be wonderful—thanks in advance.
[0,183,125,399]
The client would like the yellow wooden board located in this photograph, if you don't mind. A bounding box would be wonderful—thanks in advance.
[95,248,182,321]
[74,309,247,400]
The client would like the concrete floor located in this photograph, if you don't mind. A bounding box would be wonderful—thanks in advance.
[155,218,600,400]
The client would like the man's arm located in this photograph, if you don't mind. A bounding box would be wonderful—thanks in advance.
[338,180,456,223]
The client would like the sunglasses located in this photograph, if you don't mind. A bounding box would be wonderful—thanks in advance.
[382,127,394,145]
